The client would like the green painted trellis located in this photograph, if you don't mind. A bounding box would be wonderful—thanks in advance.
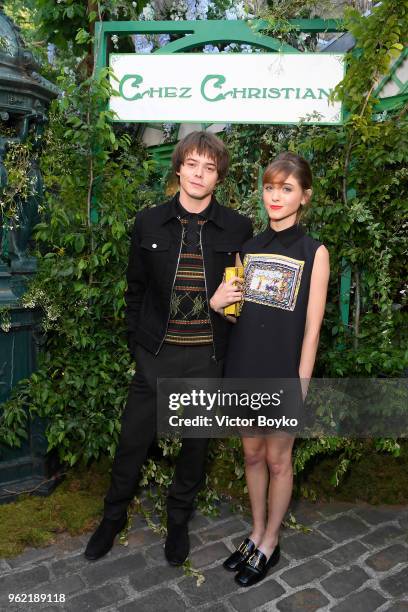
[94,18,344,73]
[92,18,406,330]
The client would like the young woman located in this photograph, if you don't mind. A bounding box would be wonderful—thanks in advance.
[210,152,330,588]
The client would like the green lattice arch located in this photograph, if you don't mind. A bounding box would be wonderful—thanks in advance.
[94,19,345,73]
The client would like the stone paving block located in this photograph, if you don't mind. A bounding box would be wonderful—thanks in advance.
[279,526,298,541]
[189,514,211,531]
[189,542,230,568]
[82,551,146,586]
[362,525,405,548]
[51,552,92,578]
[386,601,408,612]
[365,543,408,572]
[208,503,237,522]
[197,603,229,612]
[103,539,138,559]
[317,502,356,517]
[380,566,408,597]
[281,531,332,560]
[129,563,184,591]
[229,578,285,611]
[32,574,85,597]
[399,514,408,531]
[275,588,329,611]
[0,559,11,575]
[280,558,330,587]
[288,500,324,525]
[118,588,187,612]
[323,540,368,567]
[199,519,247,544]
[178,564,238,607]
[128,512,148,531]
[144,534,201,565]
[318,515,369,543]
[65,582,127,611]
[126,528,161,548]
[231,535,250,549]
[53,533,89,556]
[321,565,369,598]
[353,506,402,525]
[329,588,386,612]
[6,546,57,569]
[0,565,50,595]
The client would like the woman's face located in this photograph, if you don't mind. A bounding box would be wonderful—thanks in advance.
[263,172,308,226]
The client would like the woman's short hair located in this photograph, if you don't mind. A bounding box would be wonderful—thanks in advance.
[263,152,313,191]
[172,131,230,182]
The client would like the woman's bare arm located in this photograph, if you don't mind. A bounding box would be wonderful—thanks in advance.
[298,245,330,395]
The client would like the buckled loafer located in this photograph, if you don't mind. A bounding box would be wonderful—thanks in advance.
[235,544,280,587]
[84,513,127,561]
[165,522,189,566]
[223,537,256,572]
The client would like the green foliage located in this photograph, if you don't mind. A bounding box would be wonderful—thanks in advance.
[19,0,144,54]
[0,142,36,225]
[0,65,158,465]
[259,0,333,51]
[335,1,407,115]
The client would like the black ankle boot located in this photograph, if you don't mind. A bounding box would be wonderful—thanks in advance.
[235,544,280,588]
[84,513,127,561]
[223,538,256,572]
[165,522,189,566]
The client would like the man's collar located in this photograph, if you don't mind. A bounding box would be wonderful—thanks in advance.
[161,193,225,228]
[258,223,305,248]
[175,196,212,220]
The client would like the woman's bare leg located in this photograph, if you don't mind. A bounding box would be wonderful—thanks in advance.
[258,433,295,558]
[241,436,268,545]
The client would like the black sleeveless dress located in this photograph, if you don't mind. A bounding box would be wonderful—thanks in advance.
[224,223,323,429]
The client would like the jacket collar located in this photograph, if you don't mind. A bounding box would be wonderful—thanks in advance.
[258,223,305,248]
[175,197,212,220]
[161,193,225,228]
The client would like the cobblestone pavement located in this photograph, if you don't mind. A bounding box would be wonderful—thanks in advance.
[0,500,407,611]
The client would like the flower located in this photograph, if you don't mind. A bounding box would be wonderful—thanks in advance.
[203,44,219,53]
[157,34,170,48]
[134,35,153,54]
[141,4,155,20]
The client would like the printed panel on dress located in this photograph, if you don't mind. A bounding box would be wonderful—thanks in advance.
[243,253,304,311]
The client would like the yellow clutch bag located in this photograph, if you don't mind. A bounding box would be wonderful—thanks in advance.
[224,266,244,317]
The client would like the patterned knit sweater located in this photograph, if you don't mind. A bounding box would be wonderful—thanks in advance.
[164,202,213,346]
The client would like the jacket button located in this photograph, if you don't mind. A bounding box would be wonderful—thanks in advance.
[152,243,157,249]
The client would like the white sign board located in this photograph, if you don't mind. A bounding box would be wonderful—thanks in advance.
[109,53,344,124]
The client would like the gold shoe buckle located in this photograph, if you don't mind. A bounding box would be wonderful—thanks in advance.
[248,552,262,570]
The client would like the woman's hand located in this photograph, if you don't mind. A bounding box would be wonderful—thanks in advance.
[210,277,243,317]
[300,377,310,401]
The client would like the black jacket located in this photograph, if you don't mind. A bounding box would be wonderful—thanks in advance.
[125,194,253,361]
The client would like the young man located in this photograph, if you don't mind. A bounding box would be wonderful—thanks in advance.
[85,131,252,565]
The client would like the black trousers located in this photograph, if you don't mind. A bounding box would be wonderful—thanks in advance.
[104,343,223,524]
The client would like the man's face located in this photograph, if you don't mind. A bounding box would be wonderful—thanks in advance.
[177,150,219,201]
